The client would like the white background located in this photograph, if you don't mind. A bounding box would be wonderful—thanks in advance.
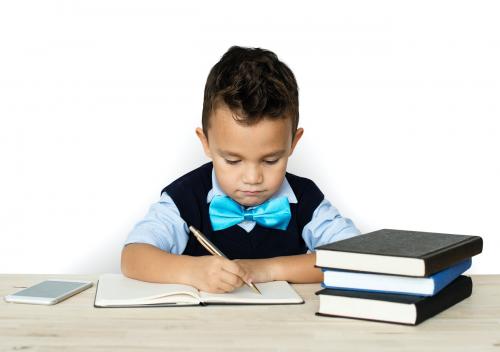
[1,1,498,274]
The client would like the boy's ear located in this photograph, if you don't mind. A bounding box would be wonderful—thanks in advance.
[195,127,212,159]
[289,127,304,156]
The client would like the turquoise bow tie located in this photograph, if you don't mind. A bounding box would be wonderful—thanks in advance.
[209,195,291,231]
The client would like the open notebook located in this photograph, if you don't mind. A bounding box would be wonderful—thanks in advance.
[94,274,304,307]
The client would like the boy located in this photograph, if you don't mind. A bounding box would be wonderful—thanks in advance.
[121,46,360,293]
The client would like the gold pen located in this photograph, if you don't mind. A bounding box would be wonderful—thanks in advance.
[189,225,262,294]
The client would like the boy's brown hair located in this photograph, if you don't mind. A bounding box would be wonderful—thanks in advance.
[202,46,299,139]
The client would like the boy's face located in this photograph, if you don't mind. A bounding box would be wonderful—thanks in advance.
[196,104,303,207]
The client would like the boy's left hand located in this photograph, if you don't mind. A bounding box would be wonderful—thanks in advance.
[234,258,275,283]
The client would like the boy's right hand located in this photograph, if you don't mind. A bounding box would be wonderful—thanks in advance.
[187,256,252,293]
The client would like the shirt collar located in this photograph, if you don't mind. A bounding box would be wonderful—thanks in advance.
[206,168,298,205]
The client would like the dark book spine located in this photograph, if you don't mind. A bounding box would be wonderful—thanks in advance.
[424,237,483,276]
[414,276,473,324]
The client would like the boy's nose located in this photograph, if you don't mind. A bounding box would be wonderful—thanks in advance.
[242,165,263,185]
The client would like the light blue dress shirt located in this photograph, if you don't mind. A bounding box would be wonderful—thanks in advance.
[125,169,360,254]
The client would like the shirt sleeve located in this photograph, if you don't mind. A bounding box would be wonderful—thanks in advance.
[301,198,361,252]
[124,192,189,255]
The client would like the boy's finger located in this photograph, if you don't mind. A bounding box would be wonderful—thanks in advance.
[217,280,236,293]
[220,270,244,288]
[221,259,247,279]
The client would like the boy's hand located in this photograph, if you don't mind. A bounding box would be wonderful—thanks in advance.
[187,256,252,293]
[234,259,274,283]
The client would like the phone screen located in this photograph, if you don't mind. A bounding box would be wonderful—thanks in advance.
[13,281,90,298]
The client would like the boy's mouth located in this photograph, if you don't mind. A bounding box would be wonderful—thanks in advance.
[241,190,262,196]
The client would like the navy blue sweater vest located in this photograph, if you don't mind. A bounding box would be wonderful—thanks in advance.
[161,162,324,259]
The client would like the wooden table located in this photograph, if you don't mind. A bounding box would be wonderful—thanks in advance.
[1,274,499,351]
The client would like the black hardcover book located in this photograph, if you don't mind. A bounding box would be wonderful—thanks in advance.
[316,275,473,325]
[315,229,482,276]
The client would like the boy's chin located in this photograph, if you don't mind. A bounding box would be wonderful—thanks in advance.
[234,196,267,208]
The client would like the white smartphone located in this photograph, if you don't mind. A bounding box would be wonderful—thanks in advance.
[4,279,93,305]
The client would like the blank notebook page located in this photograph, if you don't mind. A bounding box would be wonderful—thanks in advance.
[199,281,303,304]
[96,274,200,305]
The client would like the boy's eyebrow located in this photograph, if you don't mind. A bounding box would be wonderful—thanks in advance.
[218,149,287,158]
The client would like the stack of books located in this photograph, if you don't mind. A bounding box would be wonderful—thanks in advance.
[315,229,483,325]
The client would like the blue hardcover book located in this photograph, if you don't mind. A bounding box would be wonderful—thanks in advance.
[321,258,471,296]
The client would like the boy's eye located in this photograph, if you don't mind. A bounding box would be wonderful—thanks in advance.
[224,159,279,165]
